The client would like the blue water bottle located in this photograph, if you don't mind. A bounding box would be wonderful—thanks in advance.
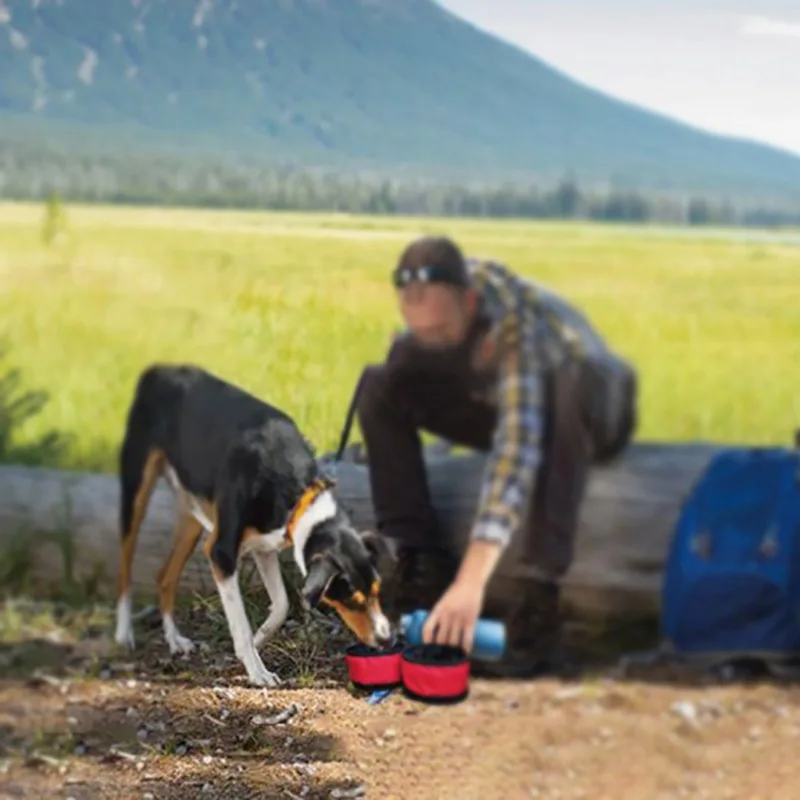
[400,610,506,662]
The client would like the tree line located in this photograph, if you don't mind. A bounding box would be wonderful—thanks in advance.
[1,141,799,227]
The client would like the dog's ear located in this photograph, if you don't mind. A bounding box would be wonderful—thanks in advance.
[360,530,395,565]
[301,556,338,609]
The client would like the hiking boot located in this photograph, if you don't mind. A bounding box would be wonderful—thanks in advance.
[471,578,563,679]
[381,545,458,621]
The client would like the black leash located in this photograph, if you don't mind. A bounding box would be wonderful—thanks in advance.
[329,370,367,470]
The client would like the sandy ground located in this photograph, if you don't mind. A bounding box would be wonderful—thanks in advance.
[3,602,800,800]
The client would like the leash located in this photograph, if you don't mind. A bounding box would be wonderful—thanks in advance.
[325,370,367,476]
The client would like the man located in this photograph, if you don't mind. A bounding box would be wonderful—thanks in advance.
[356,235,602,678]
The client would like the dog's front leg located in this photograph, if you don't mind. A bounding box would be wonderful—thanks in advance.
[213,571,281,688]
[252,551,290,650]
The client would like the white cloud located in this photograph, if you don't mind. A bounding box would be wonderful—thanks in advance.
[739,15,800,38]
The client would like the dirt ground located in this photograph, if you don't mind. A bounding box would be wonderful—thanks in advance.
[3,599,800,800]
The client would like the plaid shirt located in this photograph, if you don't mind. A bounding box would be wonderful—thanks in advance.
[466,257,584,552]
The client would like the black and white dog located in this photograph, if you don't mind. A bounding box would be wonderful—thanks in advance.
[114,364,392,687]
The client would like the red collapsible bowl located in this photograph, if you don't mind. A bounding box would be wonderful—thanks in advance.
[345,643,404,690]
[401,644,470,704]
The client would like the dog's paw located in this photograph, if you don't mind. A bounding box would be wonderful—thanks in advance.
[247,665,282,688]
[166,631,195,656]
[162,615,195,656]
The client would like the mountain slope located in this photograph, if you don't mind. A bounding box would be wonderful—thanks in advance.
[1,0,799,198]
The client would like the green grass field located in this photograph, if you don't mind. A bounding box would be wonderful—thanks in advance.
[1,201,798,473]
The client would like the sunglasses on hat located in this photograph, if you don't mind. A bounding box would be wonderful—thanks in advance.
[391,264,467,289]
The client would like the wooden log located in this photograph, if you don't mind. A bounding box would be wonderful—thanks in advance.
[0,441,736,621]
[329,443,732,621]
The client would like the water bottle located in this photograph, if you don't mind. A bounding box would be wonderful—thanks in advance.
[400,610,506,662]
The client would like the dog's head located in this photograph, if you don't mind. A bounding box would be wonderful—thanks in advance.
[291,487,393,647]
[303,524,393,648]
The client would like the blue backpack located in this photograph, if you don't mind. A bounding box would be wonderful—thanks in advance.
[661,436,800,667]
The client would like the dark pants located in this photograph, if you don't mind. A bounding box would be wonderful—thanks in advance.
[356,333,592,581]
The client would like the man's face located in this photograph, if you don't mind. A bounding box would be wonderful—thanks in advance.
[398,283,477,350]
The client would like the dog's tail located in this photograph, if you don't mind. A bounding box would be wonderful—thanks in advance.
[119,368,164,534]
[117,367,168,599]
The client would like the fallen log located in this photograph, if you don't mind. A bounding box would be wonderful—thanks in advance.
[0,441,736,621]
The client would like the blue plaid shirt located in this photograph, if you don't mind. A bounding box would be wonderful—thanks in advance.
[466,258,581,552]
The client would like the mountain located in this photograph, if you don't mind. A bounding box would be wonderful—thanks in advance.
[2,0,800,199]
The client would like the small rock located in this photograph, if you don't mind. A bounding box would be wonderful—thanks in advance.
[504,698,520,710]
[202,755,213,765]
[671,701,698,723]
[202,783,213,792]
[143,794,155,800]
[383,728,396,740]
[329,787,366,799]
[251,703,300,726]
[748,726,762,739]
[553,686,584,701]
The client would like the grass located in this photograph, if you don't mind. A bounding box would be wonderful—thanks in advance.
[0,200,798,472]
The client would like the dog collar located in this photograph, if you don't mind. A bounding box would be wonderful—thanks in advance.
[284,476,336,544]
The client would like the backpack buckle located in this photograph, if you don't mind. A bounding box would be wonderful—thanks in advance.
[759,526,779,559]
[690,531,712,560]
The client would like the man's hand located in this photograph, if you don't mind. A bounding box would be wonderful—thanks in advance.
[421,540,503,654]
[422,577,485,655]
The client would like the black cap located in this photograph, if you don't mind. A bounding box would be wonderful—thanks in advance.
[392,236,469,289]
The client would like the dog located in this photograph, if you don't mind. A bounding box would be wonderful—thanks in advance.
[113,363,393,687]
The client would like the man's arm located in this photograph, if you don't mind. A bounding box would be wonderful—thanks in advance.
[455,317,545,585]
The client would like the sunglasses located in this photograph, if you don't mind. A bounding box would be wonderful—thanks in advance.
[391,265,466,289]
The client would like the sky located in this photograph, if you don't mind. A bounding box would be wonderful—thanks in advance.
[437,0,800,155]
